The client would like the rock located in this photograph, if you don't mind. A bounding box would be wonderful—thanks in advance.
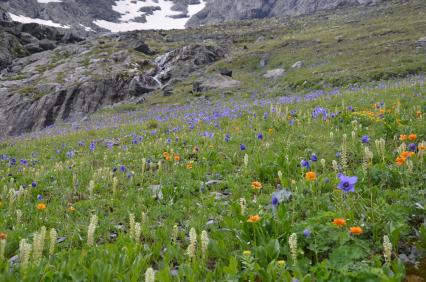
[263,68,286,79]
[128,75,162,96]
[0,7,11,22]
[335,35,344,42]
[291,61,304,69]
[220,69,233,77]
[416,37,426,48]
[259,58,268,68]
[133,42,154,55]
[193,74,240,93]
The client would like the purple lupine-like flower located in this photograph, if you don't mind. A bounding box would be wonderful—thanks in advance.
[311,154,318,162]
[361,135,369,144]
[337,174,358,193]
[257,133,263,140]
[225,134,230,142]
[112,166,117,172]
[347,106,354,112]
[408,143,417,152]
[300,160,310,169]
[37,194,43,201]
[289,119,295,126]
[120,165,126,173]
[303,229,311,238]
[240,144,246,151]
[10,158,16,166]
[20,159,28,166]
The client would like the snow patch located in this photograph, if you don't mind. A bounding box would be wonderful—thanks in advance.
[94,0,205,32]
[9,12,71,29]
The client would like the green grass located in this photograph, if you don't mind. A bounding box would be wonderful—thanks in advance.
[0,77,424,281]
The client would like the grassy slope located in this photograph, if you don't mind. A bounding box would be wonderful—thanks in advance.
[0,77,425,280]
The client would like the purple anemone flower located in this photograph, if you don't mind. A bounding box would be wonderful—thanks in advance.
[303,229,311,238]
[337,174,358,193]
[257,133,263,140]
[408,143,417,152]
[361,135,369,144]
[300,160,310,169]
[240,144,246,151]
[311,154,318,162]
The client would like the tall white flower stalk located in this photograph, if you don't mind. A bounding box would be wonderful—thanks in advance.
[87,215,98,247]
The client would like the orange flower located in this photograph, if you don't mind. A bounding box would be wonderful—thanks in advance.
[186,163,193,170]
[333,218,346,227]
[408,134,417,141]
[37,203,46,210]
[395,156,406,166]
[0,232,7,240]
[419,145,426,151]
[401,151,415,158]
[349,226,363,235]
[268,128,274,134]
[305,171,317,181]
[173,154,180,161]
[399,134,407,141]
[68,206,76,212]
[251,181,262,190]
[247,215,261,223]
[163,152,171,161]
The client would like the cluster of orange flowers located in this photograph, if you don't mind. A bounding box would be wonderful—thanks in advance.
[399,134,417,141]
[163,152,180,162]
[36,203,46,210]
[333,218,363,235]
[0,232,7,240]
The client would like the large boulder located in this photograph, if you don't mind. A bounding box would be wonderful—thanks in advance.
[416,37,426,49]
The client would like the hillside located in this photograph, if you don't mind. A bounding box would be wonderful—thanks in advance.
[0,0,425,137]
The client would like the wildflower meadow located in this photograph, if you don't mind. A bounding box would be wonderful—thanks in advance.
[0,77,425,281]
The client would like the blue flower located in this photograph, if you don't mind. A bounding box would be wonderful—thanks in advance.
[120,165,127,173]
[32,181,37,188]
[361,135,369,144]
[311,154,318,162]
[337,174,358,193]
[257,133,263,140]
[303,229,311,238]
[300,160,310,169]
[271,196,279,206]
[89,142,96,152]
[408,143,417,152]
[240,144,246,151]
[37,194,43,201]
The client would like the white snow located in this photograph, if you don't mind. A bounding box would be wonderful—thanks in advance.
[93,0,206,32]
[9,12,71,29]
[37,0,62,3]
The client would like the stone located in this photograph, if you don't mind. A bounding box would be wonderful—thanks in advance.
[263,68,285,79]
[291,61,304,69]
[193,75,240,93]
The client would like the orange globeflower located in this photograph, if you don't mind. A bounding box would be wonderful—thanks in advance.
[0,232,7,240]
[419,145,426,151]
[37,203,46,210]
[186,163,193,170]
[247,215,261,223]
[399,134,407,141]
[68,206,76,212]
[401,151,415,158]
[251,181,262,190]
[305,171,317,181]
[333,218,346,227]
[396,156,406,166]
[173,154,180,161]
[408,134,417,141]
[349,226,363,235]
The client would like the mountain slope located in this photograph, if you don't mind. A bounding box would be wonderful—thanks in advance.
[0,0,424,137]
[0,0,391,32]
